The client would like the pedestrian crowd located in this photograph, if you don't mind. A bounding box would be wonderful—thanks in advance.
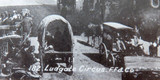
[0,9,33,36]
[0,9,32,25]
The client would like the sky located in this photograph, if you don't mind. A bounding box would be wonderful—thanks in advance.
[0,0,83,11]
[0,0,57,6]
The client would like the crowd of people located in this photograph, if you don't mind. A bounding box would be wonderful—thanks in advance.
[0,9,39,76]
[0,9,32,25]
[0,9,33,38]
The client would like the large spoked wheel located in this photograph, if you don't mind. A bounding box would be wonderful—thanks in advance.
[99,43,115,67]
[99,43,107,65]
[99,43,107,55]
[106,53,115,67]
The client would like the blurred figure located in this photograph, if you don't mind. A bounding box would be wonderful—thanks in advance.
[10,10,23,27]
[25,46,37,68]
[21,9,31,18]
[4,11,9,20]
[149,42,158,57]
[62,27,71,51]
[1,11,8,24]
[157,36,160,45]
[1,12,5,21]
[20,9,33,36]
[45,31,54,50]
[103,32,113,51]
[116,38,126,52]
[2,11,13,25]
[134,35,139,47]
[11,10,22,21]
[54,27,63,51]
[0,14,3,24]
[12,10,18,20]
[61,5,67,18]
[134,26,140,38]
[20,39,37,68]
[86,23,94,44]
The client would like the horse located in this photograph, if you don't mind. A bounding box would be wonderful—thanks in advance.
[86,23,102,47]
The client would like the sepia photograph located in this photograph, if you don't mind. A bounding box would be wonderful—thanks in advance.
[0,0,160,80]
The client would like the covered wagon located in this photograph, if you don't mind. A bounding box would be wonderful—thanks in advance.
[38,15,74,74]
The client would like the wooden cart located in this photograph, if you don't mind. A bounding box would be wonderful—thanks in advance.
[122,56,160,80]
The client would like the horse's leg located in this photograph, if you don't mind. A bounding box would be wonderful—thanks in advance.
[92,35,96,47]
[87,36,89,44]
[95,36,98,47]
[91,36,94,46]
[98,36,100,45]
[93,36,96,46]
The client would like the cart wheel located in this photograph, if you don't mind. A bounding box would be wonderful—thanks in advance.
[99,43,108,65]
[99,43,107,55]
[107,54,115,67]
[1,66,12,77]
[66,57,73,75]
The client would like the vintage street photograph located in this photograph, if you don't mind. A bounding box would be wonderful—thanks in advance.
[0,0,160,80]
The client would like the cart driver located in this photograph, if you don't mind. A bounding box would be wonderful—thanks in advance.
[18,12,33,43]
[54,27,63,51]
[45,31,55,50]
[20,13,33,35]
[116,38,126,52]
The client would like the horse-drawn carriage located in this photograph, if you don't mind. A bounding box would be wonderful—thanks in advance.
[99,22,146,67]
[99,22,160,80]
